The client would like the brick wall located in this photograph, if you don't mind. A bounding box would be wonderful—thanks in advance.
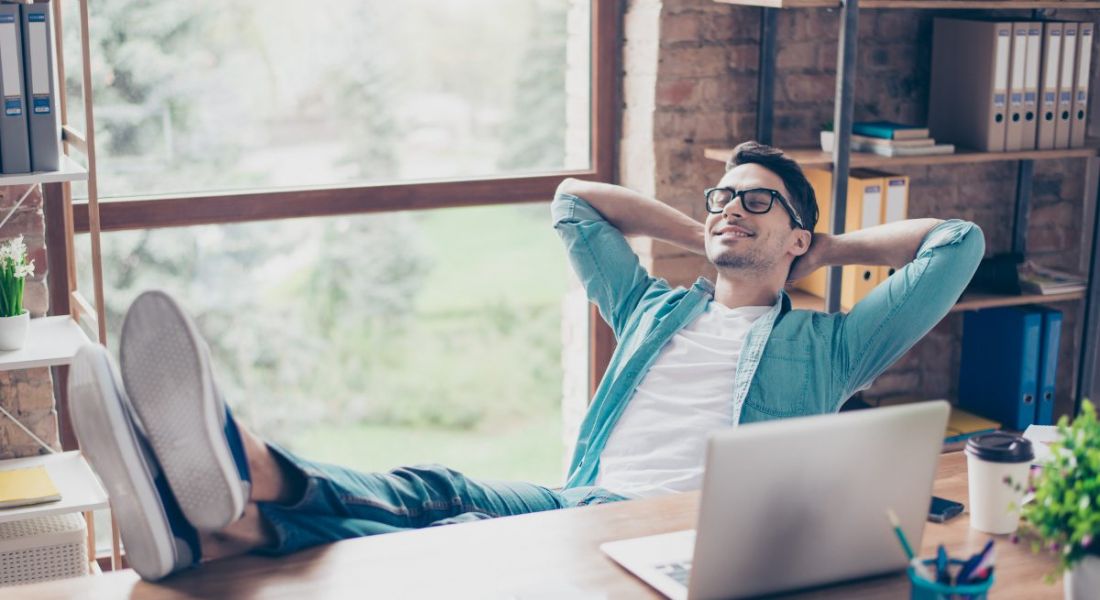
[620,1,1097,420]
[0,186,59,458]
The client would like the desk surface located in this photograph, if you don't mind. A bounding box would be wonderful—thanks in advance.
[14,452,1060,599]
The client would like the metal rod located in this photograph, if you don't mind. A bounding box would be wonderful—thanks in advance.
[756,8,778,144]
[826,0,860,314]
[1012,160,1034,256]
[1075,157,1100,415]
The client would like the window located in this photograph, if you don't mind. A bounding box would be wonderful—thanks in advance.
[55,0,616,557]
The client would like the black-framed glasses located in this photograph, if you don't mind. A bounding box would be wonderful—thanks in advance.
[703,187,806,230]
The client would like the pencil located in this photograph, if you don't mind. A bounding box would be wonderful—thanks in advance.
[886,508,915,560]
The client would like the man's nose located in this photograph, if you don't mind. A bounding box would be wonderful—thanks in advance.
[722,200,745,219]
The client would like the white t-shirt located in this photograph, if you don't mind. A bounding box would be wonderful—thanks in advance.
[595,301,770,498]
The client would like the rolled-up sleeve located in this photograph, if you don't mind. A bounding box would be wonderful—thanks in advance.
[833,220,986,402]
[552,192,660,337]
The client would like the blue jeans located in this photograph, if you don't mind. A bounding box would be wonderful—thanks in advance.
[254,444,627,556]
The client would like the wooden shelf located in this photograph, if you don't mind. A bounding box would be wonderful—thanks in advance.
[0,316,91,371]
[715,0,1100,9]
[705,146,1100,170]
[0,451,108,525]
[788,288,1085,313]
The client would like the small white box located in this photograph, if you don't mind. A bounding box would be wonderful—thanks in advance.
[0,512,87,586]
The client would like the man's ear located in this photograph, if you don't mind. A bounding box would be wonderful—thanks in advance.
[789,229,812,258]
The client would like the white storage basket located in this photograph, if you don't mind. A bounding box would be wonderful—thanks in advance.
[0,512,88,586]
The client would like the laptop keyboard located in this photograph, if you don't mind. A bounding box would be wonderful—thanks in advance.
[656,560,693,587]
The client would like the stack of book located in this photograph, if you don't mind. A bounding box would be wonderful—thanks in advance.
[1017,261,1086,295]
[849,121,956,157]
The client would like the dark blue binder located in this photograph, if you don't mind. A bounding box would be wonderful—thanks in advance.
[1031,306,1063,425]
[20,2,59,172]
[958,307,1042,431]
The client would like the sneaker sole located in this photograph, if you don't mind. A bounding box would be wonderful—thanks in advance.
[120,290,245,531]
[69,344,179,581]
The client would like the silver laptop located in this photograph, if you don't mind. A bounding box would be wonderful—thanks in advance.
[601,401,949,600]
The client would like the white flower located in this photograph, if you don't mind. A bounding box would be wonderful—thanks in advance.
[0,235,25,268]
[1081,495,1091,511]
[7,235,25,261]
[14,259,33,278]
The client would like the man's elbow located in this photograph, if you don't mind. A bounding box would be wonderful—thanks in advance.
[556,177,582,198]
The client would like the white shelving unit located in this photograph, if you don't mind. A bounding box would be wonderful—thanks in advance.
[0,316,91,371]
[0,0,113,576]
[0,452,107,525]
[0,452,108,571]
[0,154,86,188]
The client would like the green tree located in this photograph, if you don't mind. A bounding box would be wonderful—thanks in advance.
[496,0,568,172]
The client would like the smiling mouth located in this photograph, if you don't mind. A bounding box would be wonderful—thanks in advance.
[713,227,755,238]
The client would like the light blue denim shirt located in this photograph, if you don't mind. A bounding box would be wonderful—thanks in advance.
[553,192,985,489]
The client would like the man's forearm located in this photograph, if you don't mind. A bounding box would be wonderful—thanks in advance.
[816,218,944,269]
[556,178,705,254]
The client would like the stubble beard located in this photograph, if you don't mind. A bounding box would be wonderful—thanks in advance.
[708,236,779,273]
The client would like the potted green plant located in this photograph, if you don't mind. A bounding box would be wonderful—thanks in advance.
[0,235,34,350]
[820,120,834,152]
[1016,399,1100,599]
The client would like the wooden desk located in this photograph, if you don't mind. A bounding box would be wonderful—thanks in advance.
[13,452,1060,599]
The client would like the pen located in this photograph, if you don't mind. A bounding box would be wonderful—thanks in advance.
[956,539,994,584]
[886,508,915,560]
[936,544,950,584]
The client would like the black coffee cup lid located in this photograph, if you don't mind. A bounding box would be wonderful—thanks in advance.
[965,432,1035,463]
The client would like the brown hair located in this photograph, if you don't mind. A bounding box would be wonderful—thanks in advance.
[725,141,819,234]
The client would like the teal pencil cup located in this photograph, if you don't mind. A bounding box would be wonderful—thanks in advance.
[908,558,994,600]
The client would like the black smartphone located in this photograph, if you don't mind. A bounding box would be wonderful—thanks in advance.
[928,495,964,523]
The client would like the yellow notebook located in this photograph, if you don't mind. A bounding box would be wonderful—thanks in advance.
[0,466,62,509]
[945,408,1001,443]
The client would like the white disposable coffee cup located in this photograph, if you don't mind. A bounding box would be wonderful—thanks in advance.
[965,432,1035,534]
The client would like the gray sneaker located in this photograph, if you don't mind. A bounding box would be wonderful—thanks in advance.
[119,290,251,532]
[69,344,201,580]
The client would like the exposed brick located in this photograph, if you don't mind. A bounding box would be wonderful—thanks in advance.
[23,279,47,317]
[866,369,920,396]
[656,78,700,106]
[793,10,840,39]
[726,43,760,74]
[1031,201,1076,228]
[777,42,819,71]
[782,73,836,104]
[1028,226,1070,253]
[661,13,701,45]
[659,45,728,78]
[699,12,759,44]
[0,209,44,240]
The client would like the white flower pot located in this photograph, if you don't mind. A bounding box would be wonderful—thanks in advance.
[820,130,834,152]
[1065,554,1100,600]
[0,310,29,351]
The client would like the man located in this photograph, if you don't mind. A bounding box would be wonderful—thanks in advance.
[71,141,983,580]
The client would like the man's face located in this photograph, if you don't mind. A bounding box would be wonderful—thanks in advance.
[704,163,805,274]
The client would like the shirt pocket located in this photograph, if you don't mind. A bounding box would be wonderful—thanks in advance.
[744,338,815,417]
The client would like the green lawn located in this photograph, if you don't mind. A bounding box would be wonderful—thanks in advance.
[287,411,566,486]
[413,204,566,313]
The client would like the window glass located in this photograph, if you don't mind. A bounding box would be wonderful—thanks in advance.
[82,204,569,485]
[62,0,591,198]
